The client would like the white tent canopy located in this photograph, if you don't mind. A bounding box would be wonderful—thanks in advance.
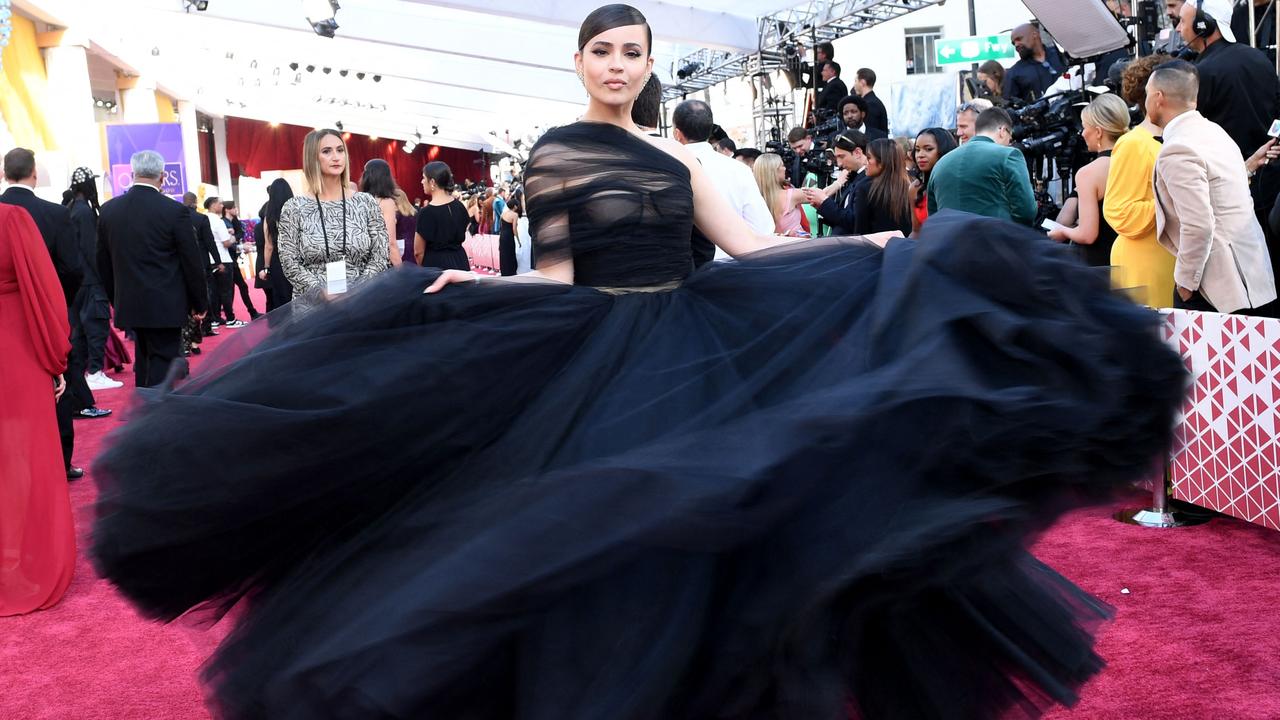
[15,0,792,151]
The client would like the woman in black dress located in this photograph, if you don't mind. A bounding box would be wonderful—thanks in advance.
[94,5,1184,719]
[255,178,295,308]
[854,138,916,236]
[413,161,471,271]
[497,189,522,276]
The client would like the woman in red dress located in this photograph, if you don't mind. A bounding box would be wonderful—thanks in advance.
[0,204,76,616]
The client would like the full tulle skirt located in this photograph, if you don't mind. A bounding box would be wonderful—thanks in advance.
[92,211,1185,719]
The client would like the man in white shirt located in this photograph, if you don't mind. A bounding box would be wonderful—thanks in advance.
[672,100,775,266]
[203,196,243,327]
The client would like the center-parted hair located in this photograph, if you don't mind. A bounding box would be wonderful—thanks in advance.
[751,152,788,225]
[672,100,715,143]
[360,158,398,200]
[301,129,350,196]
[578,4,651,54]
[866,138,913,227]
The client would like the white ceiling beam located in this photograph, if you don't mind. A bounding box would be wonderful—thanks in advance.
[403,0,761,53]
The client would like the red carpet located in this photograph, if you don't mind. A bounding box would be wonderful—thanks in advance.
[3,289,1280,719]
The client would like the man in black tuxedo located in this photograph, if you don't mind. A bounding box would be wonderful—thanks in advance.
[1,148,87,479]
[853,68,890,134]
[815,61,849,119]
[838,95,889,142]
[183,191,225,337]
[98,150,208,388]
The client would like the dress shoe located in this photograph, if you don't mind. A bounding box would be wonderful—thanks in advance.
[67,466,85,480]
[224,319,247,328]
[191,345,202,355]
[85,370,124,390]
[76,407,113,419]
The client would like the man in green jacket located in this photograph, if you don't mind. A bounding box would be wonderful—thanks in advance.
[927,107,1038,225]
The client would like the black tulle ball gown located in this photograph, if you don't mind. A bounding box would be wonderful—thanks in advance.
[92,122,1185,720]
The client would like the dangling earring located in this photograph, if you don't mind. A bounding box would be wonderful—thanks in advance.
[577,69,586,85]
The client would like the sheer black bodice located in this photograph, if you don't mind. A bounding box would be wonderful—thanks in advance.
[526,122,694,287]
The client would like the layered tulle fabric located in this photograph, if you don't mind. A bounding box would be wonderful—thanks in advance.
[93,211,1185,719]
[0,205,75,616]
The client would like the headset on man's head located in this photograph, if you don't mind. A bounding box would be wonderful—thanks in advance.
[1191,0,1218,40]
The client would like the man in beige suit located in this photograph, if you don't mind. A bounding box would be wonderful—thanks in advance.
[1148,60,1277,314]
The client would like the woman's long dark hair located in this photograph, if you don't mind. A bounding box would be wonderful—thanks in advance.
[578,4,651,53]
[915,127,958,185]
[264,178,295,235]
[867,138,913,227]
[62,179,100,214]
[360,159,398,199]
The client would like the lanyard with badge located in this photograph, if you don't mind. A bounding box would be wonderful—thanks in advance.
[316,187,348,295]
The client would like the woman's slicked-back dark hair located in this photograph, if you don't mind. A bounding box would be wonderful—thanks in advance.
[423,161,456,193]
[578,4,651,54]
[360,158,398,199]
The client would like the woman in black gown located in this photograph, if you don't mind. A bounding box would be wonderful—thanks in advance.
[497,189,522,276]
[93,5,1185,719]
[413,161,471,271]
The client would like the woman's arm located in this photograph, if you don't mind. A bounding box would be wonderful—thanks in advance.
[277,201,322,293]
[414,232,426,265]
[362,196,392,278]
[379,198,401,267]
[258,223,274,280]
[1050,164,1102,244]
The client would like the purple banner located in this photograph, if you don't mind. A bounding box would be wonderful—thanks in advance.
[105,123,188,201]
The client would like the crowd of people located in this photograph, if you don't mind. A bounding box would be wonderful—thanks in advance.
[0,1,1270,717]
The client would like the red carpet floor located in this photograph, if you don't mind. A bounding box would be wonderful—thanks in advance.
[3,290,1280,719]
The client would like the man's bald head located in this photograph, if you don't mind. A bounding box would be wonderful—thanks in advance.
[1010,23,1045,61]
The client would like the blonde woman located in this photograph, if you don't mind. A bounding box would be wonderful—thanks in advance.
[277,129,391,298]
[392,189,417,266]
[752,153,808,237]
[1047,93,1128,267]
[358,159,405,268]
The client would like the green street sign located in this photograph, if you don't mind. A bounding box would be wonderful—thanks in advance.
[935,34,1016,65]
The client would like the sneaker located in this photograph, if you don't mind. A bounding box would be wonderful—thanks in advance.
[224,319,247,328]
[76,407,113,419]
[85,371,124,390]
[210,320,223,328]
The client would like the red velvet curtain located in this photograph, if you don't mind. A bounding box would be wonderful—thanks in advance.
[224,118,488,202]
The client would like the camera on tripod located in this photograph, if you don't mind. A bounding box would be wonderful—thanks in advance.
[1007,90,1095,223]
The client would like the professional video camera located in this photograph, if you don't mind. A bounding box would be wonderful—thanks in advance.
[764,112,841,186]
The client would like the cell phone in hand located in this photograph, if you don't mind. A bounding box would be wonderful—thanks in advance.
[1041,218,1067,233]
[1268,119,1280,138]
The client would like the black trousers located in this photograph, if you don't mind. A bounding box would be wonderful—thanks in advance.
[134,327,183,388]
[65,287,96,410]
[1173,288,1216,313]
[228,260,260,317]
[56,378,75,470]
[76,283,112,374]
[214,264,236,321]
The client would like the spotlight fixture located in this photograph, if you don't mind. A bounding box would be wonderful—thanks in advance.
[306,65,316,73]
[432,125,439,135]
[250,60,258,69]
[372,75,381,83]
[339,69,348,77]
[335,120,344,131]
[183,0,210,12]
[151,47,160,56]
[304,0,341,38]
[289,62,299,71]
[356,72,365,80]
[322,67,332,74]
[403,141,416,154]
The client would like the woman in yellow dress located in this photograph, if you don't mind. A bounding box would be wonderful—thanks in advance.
[1104,55,1176,308]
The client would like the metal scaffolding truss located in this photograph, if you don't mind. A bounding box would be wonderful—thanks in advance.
[664,0,946,101]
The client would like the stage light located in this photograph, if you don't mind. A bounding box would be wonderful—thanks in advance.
[356,72,365,80]
[269,122,280,127]
[339,69,348,77]
[404,140,417,153]
[322,67,332,74]
[289,62,299,71]
[249,60,258,69]
[369,135,378,141]
[336,120,344,131]
[305,65,315,73]
[305,0,340,38]
[432,125,439,135]
[183,0,210,12]
[372,75,382,83]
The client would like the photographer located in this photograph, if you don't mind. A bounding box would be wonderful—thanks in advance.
[786,127,817,188]
[801,130,869,236]
[928,108,1037,225]
[838,95,888,141]
[1004,23,1066,102]
[852,68,890,133]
